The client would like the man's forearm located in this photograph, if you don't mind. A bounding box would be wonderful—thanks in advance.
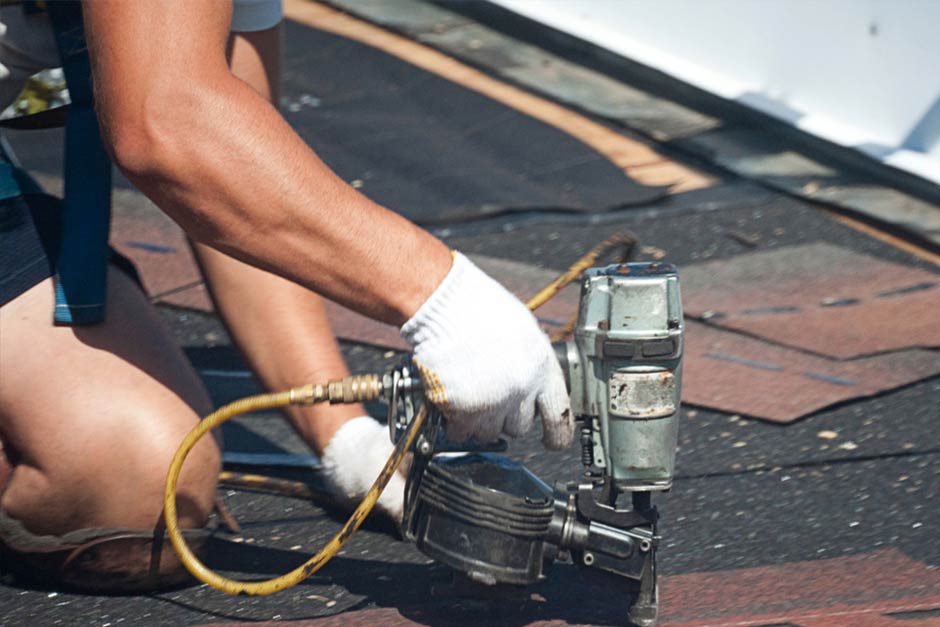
[84,0,451,324]
[113,75,450,324]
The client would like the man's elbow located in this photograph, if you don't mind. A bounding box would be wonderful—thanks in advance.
[101,105,177,182]
[98,94,219,242]
[98,80,215,186]
[96,78,245,244]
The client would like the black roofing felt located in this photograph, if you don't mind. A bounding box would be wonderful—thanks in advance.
[280,20,665,225]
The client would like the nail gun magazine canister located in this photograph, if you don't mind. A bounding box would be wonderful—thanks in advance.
[409,453,555,585]
[568,263,683,491]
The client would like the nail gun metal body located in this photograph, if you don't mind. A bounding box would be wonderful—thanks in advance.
[387,263,683,626]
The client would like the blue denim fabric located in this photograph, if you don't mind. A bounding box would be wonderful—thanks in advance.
[46,0,112,325]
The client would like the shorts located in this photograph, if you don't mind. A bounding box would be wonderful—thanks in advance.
[231,0,284,33]
[0,192,141,308]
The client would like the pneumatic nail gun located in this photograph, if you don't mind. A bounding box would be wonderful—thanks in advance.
[386,262,683,626]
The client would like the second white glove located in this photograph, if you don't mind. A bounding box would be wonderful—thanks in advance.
[320,416,406,521]
[400,252,573,450]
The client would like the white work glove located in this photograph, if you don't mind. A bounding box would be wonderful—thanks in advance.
[321,416,407,521]
[400,252,574,449]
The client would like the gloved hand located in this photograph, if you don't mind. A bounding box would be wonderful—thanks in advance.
[400,252,574,449]
[321,416,407,521]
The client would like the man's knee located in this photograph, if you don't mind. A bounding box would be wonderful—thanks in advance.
[0,415,220,593]
[1,409,220,535]
[107,413,222,529]
[153,422,222,529]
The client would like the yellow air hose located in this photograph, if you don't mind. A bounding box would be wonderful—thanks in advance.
[164,380,427,595]
[164,233,635,595]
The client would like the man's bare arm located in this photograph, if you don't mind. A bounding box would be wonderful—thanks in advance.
[82,0,452,324]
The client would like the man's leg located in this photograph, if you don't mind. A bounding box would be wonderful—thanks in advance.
[0,268,220,536]
[193,24,364,456]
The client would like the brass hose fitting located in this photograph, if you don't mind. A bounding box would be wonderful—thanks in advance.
[328,373,383,404]
[289,374,384,405]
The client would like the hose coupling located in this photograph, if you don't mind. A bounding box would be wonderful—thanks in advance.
[288,374,384,405]
[328,373,383,404]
